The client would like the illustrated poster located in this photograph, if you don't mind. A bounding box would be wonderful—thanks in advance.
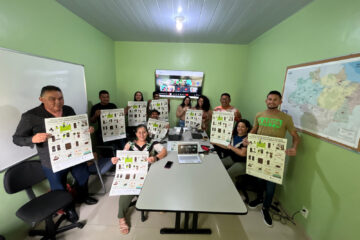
[128,101,147,126]
[149,99,169,121]
[147,118,168,141]
[109,151,149,196]
[185,109,203,129]
[246,134,287,185]
[100,108,126,142]
[45,114,93,173]
[210,112,234,146]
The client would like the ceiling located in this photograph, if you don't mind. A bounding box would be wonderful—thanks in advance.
[56,0,312,44]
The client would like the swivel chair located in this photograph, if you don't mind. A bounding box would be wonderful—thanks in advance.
[3,160,84,239]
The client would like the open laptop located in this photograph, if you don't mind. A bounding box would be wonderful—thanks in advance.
[177,142,201,164]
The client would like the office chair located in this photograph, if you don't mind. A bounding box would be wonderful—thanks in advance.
[3,160,84,239]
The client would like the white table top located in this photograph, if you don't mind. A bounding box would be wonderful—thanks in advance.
[136,151,248,214]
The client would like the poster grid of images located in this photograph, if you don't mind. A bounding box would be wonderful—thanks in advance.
[147,118,168,141]
[185,109,203,130]
[246,134,287,184]
[128,101,147,126]
[100,108,126,142]
[109,151,149,196]
[149,99,169,121]
[210,112,235,146]
[45,114,93,173]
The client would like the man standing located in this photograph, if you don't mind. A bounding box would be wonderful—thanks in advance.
[247,90,300,227]
[213,93,242,122]
[90,90,118,145]
[13,86,97,206]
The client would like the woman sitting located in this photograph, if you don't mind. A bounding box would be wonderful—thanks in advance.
[111,124,167,234]
[176,96,191,127]
[193,95,212,131]
[213,119,251,183]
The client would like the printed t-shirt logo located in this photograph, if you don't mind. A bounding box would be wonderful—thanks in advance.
[258,117,282,129]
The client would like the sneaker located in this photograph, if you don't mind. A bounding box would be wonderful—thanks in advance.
[248,198,263,209]
[261,208,273,227]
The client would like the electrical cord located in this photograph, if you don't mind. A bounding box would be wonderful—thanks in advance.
[269,202,300,225]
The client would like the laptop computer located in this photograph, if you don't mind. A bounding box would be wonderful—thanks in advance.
[177,142,202,164]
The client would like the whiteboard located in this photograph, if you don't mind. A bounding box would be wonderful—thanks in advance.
[0,47,88,171]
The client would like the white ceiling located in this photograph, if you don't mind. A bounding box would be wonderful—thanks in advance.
[56,0,312,44]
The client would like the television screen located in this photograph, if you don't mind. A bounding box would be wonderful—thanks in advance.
[155,70,204,99]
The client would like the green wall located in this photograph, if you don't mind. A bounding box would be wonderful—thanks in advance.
[114,41,248,126]
[1,0,359,239]
[245,0,360,239]
[0,0,116,239]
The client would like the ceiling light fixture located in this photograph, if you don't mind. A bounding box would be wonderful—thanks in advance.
[175,16,184,32]
[177,6,182,13]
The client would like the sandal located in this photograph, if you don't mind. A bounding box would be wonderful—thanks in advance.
[119,218,129,235]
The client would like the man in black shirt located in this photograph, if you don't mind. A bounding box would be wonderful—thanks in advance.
[90,90,117,146]
[13,86,97,207]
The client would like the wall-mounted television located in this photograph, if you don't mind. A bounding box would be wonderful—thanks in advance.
[155,69,204,99]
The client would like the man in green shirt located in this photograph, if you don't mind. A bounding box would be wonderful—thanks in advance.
[248,90,300,227]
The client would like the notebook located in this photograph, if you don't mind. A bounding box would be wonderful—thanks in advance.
[177,142,201,164]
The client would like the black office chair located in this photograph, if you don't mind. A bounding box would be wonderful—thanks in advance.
[3,160,84,239]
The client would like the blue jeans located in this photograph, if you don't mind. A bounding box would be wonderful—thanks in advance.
[256,179,276,209]
[42,163,90,191]
[179,119,185,127]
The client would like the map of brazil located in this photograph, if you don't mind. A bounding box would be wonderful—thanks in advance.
[281,55,360,150]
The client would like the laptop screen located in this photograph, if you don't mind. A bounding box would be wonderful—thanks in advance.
[178,143,198,154]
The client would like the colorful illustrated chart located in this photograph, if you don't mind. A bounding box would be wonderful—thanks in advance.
[210,112,234,146]
[100,108,126,142]
[149,99,169,121]
[45,114,93,173]
[147,118,168,141]
[128,101,147,126]
[185,109,203,129]
[109,151,149,196]
[246,134,287,185]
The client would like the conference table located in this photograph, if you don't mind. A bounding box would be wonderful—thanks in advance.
[136,129,248,234]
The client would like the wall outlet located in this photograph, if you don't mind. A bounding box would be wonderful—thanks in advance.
[301,206,309,218]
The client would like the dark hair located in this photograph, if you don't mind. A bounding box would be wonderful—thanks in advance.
[221,93,231,99]
[180,96,192,108]
[195,95,210,112]
[153,91,160,98]
[134,91,144,101]
[267,90,282,99]
[134,124,151,142]
[148,109,160,116]
[40,85,62,97]
[99,90,109,96]
[232,119,252,136]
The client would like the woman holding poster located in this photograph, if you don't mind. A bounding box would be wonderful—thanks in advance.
[176,96,192,127]
[213,119,252,183]
[111,124,167,234]
[193,95,212,131]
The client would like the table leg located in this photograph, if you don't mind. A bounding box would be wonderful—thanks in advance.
[160,212,211,234]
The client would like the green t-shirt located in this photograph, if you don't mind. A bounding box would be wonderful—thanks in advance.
[253,111,296,138]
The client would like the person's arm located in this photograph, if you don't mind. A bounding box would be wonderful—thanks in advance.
[111,143,130,164]
[13,113,50,146]
[228,145,247,157]
[147,146,167,163]
[176,105,185,118]
[234,109,242,122]
[89,106,100,123]
[285,129,300,156]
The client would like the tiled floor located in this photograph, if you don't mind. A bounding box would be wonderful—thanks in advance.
[26,175,309,240]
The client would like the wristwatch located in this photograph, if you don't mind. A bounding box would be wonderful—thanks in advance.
[154,155,159,161]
